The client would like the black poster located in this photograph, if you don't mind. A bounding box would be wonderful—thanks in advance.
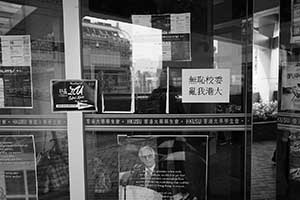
[51,80,98,112]
[0,135,37,199]
[118,135,208,200]
[0,66,32,108]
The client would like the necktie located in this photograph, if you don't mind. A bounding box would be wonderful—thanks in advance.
[145,169,152,187]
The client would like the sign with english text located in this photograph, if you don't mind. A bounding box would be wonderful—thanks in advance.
[182,69,230,103]
[51,80,97,112]
[0,135,37,199]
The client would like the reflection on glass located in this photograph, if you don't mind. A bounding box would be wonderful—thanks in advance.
[82,16,163,113]
[213,35,244,114]
[82,17,133,112]
[0,131,69,200]
[0,0,65,114]
[118,135,208,200]
[84,131,245,200]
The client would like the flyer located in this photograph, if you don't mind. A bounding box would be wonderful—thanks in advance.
[0,35,33,108]
[118,135,208,200]
[181,69,230,103]
[289,133,300,182]
[132,13,191,61]
[0,35,31,67]
[0,66,32,108]
[0,135,38,199]
[281,62,300,111]
[291,0,300,43]
[51,79,98,112]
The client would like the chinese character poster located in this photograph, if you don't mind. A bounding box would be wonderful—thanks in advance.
[182,69,230,103]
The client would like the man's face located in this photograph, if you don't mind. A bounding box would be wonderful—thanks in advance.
[139,148,155,168]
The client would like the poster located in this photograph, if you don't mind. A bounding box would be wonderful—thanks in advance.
[289,133,300,182]
[118,135,208,200]
[0,66,32,108]
[0,35,33,108]
[0,135,38,199]
[291,0,300,43]
[281,62,300,110]
[51,79,98,112]
[132,13,191,61]
[0,35,31,67]
[182,69,230,103]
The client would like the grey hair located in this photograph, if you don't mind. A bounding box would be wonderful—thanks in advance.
[138,145,155,158]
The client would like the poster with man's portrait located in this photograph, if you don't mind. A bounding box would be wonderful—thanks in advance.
[118,135,208,200]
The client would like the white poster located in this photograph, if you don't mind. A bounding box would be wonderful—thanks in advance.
[0,35,31,66]
[281,62,300,110]
[132,13,191,61]
[291,0,300,43]
[182,69,230,103]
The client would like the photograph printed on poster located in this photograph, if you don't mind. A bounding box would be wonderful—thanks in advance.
[289,132,300,182]
[281,62,300,111]
[118,135,208,200]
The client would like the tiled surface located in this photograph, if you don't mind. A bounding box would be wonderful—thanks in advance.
[252,141,276,200]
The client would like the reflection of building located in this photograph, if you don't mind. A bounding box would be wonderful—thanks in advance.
[135,69,159,94]
[82,18,132,94]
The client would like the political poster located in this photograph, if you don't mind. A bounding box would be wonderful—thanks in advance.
[118,135,208,200]
[182,69,230,103]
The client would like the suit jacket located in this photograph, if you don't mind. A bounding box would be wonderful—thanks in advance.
[127,165,160,192]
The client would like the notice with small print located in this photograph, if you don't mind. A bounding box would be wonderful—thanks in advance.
[291,0,300,43]
[0,35,31,66]
[0,135,37,199]
[51,80,98,112]
[182,69,230,103]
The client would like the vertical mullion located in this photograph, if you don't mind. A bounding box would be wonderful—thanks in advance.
[62,1,85,200]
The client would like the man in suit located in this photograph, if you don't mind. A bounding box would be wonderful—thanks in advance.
[126,145,159,190]
[120,145,166,199]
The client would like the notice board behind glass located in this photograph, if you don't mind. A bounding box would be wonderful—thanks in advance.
[0,1,69,199]
[0,0,66,115]
[278,0,300,199]
[81,0,252,115]
[81,0,252,199]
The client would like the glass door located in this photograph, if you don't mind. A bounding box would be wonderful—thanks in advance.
[80,0,253,199]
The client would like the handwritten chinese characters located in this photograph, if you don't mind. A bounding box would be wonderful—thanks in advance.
[182,69,230,103]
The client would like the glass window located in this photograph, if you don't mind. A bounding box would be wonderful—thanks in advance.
[0,1,69,200]
[0,0,65,115]
[278,0,300,199]
[84,131,245,200]
[82,0,251,200]
[81,0,250,114]
[0,131,69,200]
